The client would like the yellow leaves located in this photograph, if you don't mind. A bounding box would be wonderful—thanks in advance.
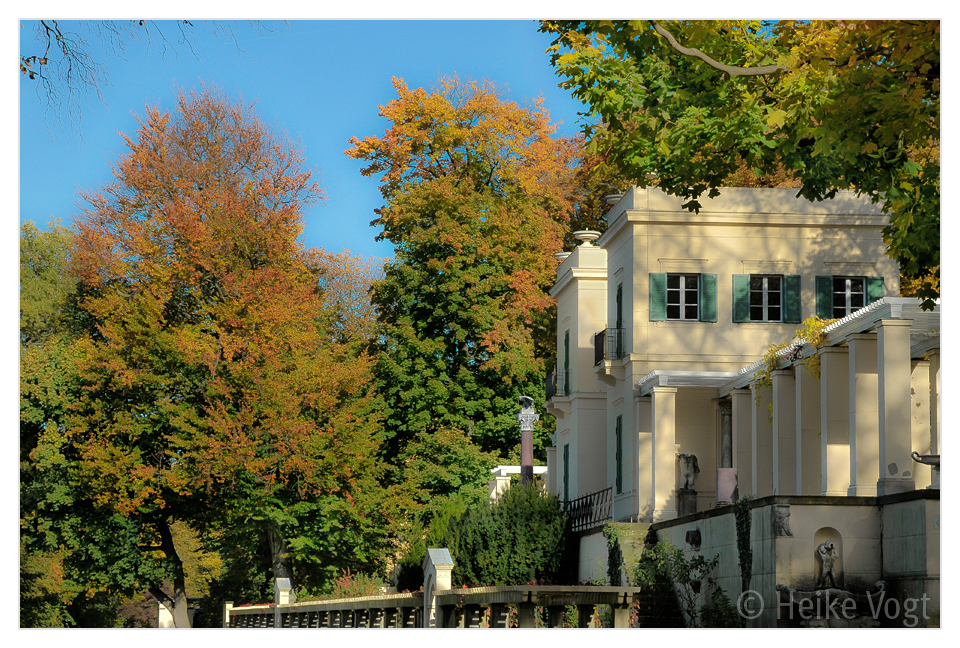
[860,141,879,154]
[766,109,787,128]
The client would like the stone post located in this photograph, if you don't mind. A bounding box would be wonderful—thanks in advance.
[751,383,774,497]
[731,389,753,497]
[223,601,233,628]
[911,359,932,488]
[772,369,797,495]
[877,319,916,495]
[847,334,879,496]
[517,396,539,485]
[717,399,738,504]
[651,386,677,521]
[795,364,821,495]
[820,346,850,496]
[422,548,454,628]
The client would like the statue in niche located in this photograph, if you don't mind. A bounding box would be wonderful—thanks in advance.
[677,453,700,490]
[773,504,793,537]
[816,540,840,589]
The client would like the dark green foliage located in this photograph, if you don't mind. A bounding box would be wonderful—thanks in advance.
[448,484,572,586]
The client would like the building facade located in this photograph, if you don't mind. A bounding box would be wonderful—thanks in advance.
[545,186,940,626]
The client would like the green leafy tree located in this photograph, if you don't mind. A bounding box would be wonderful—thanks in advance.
[541,20,940,306]
[346,77,581,496]
[448,484,572,586]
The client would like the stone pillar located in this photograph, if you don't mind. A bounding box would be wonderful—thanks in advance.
[877,319,916,495]
[546,444,557,496]
[751,383,774,497]
[911,359,932,488]
[795,364,821,495]
[848,334,879,496]
[422,548,454,628]
[820,346,850,496]
[731,389,753,497]
[651,386,678,521]
[636,396,653,520]
[772,369,797,495]
[517,396,539,485]
[929,349,940,454]
[223,601,233,628]
[718,399,733,468]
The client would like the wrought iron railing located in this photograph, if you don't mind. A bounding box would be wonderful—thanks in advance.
[562,486,614,533]
[594,328,625,366]
[546,365,568,400]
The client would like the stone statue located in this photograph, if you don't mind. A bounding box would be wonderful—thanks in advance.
[773,504,793,537]
[816,540,840,589]
[677,453,700,490]
[517,395,539,431]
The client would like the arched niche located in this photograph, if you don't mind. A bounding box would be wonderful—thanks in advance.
[813,526,843,589]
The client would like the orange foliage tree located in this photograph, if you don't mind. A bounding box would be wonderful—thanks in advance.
[346,77,583,513]
[67,87,394,625]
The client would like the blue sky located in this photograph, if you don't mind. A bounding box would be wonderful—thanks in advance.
[19,20,590,261]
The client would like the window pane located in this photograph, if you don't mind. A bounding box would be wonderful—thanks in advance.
[685,305,698,319]
[750,291,763,306]
[667,305,680,319]
[768,307,781,321]
[833,293,846,308]
[768,276,781,291]
[850,278,864,293]
[768,291,781,306]
[667,275,680,289]
[750,276,763,290]
[751,306,764,321]
[834,277,846,292]
[667,289,680,305]
[684,275,698,290]
[834,306,846,319]
[851,293,864,309]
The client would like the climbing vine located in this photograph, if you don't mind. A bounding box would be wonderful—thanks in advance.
[733,497,753,593]
[753,316,836,412]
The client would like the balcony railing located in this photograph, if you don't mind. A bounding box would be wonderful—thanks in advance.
[562,486,614,533]
[594,328,625,366]
[546,365,568,400]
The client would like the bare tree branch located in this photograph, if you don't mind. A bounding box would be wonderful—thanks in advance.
[652,21,787,77]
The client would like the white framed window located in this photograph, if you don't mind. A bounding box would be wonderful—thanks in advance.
[666,273,699,320]
[832,276,866,318]
[749,275,782,322]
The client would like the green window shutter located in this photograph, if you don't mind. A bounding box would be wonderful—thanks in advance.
[615,416,623,494]
[866,276,885,304]
[784,275,802,323]
[563,444,570,502]
[649,273,667,321]
[816,276,833,319]
[699,273,718,322]
[732,274,751,323]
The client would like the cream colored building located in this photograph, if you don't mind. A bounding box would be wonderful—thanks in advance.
[545,187,940,627]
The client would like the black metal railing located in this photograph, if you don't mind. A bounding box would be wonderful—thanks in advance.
[546,365,568,400]
[594,328,625,366]
[562,486,614,533]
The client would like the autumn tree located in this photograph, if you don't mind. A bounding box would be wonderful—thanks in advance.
[346,77,581,516]
[541,20,940,306]
[54,86,391,626]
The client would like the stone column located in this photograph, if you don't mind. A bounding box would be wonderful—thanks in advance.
[795,364,821,495]
[651,386,678,521]
[546,444,557,496]
[877,319,916,495]
[820,346,850,496]
[751,383,774,497]
[223,601,233,628]
[731,389,753,497]
[517,396,539,485]
[636,395,653,520]
[911,359,932,488]
[422,548,454,628]
[772,369,797,495]
[929,349,940,455]
[847,334,879,496]
[718,399,733,468]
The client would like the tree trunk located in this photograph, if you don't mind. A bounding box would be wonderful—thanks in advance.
[149,519,192,628]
